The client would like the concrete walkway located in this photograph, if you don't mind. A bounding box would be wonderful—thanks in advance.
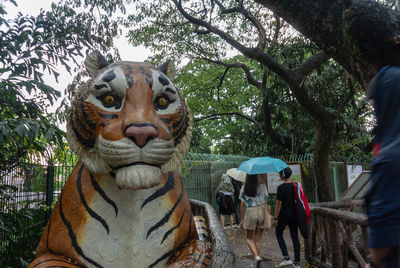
[224,226,308,268]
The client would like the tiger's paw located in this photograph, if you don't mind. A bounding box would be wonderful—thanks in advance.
[28,253,81,268]
[167,240,212,267]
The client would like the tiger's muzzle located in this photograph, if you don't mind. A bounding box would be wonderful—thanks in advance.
[98,136,175,189]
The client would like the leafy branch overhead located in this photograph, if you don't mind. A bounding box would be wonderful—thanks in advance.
[0,4,105,161]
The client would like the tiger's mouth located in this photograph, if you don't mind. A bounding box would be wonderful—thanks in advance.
[98,136,174,190]
[111,162,161,170]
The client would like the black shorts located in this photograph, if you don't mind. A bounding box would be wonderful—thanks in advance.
[219,194,235,215]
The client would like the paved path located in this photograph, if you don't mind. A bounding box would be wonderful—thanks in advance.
[224,226,308,268]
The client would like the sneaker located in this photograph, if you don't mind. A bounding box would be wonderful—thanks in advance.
[293,264,300,268]
[278,259,293,267]
[255,256,262,262]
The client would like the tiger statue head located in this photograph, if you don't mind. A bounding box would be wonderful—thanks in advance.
[67,52,192,190]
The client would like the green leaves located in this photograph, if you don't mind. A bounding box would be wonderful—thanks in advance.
[0,6,97,162]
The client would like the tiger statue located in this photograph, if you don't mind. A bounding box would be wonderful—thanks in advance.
[29,52,212,268]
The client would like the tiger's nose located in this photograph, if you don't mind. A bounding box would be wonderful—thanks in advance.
[125,124,158,147]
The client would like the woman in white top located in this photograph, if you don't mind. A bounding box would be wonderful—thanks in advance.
[239,174,269,263]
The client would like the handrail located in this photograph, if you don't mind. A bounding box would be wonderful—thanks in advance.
[310,206,367,225]
[306,203,368,267]
[310,200,365,209]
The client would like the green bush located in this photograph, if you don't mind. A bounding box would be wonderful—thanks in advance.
[22,166,46,193]
[0,187,46,268]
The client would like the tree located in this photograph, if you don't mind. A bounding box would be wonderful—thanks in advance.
[254,0,400,87]
[178,50,371,158]
[177,54,317,157]
[0,0,121,163]
[0,4,78,162]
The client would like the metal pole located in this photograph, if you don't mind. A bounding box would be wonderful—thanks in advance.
[45,159,54,221]
[207,162,212,204]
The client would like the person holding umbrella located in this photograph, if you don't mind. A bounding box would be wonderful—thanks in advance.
[239,174,269,264]
[227,168,246,228]
[237,156,290,265]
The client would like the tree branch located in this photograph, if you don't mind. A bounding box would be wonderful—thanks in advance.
[200,58,262,88]
[194,111,296,151]
[294,51,330,85]
[194,112,264,130]
[254,0,400,87]
[266,15,281,53]
[193,60,305,153]
[213,0,267,49]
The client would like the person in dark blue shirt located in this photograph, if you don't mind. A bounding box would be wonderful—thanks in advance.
[365,66,400,268]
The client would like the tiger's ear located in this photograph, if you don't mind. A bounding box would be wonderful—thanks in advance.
[158,60,176,82]
[85,51,110,78]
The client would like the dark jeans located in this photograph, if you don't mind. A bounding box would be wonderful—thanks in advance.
[275,220,300,263]
[382,246,399,268]
[233,200,240,224]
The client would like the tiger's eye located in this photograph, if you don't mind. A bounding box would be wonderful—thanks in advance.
[157,97,168,107]
[104,95,115,105]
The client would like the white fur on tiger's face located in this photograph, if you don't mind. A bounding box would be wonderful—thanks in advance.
[67,53,192,190]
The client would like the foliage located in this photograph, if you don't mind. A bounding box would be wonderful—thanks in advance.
[123,1,275,62]
[303,59,373,162]
[0,184,46,267]
[21,165,46,193]
[0,3,85,162]
[51,0,125,120]
[178,50,371,159]
[119,0,371,157]
[0,0,127,165]
[189,125,212,154]
[52,142,78,166]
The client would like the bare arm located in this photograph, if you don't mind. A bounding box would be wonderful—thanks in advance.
[274,200,282,225]
[263,182,268,206]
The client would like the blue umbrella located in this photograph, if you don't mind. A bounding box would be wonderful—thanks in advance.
[237,156,288,175]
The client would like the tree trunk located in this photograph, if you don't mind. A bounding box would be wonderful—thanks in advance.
[255,0,400,87]
[313,118,335,202]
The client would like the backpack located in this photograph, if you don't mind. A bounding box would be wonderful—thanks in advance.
[216,192,225,206]
[293,182,310,239]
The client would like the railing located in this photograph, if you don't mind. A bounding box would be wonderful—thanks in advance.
[305,201,368,268]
